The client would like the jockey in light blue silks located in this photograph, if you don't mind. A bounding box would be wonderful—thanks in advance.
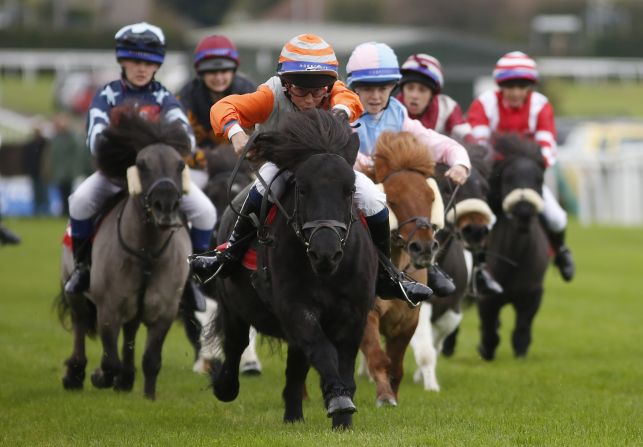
[64,22,217,298]
[346,42,472,296]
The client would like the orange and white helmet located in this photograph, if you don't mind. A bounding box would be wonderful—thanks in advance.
[277,34,338,87]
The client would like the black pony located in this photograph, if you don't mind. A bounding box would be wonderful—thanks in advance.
[209,109,378,429]
[478,135,549,360]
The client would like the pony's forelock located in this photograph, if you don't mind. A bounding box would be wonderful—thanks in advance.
[249,109,354,171]
[95,106,191,179]
[373,131,434,182]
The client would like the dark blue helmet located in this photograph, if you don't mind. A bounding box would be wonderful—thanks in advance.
[115,22,166,65]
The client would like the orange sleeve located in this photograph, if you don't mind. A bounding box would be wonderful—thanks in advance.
[210,85,275,138]
[329,81,364,120]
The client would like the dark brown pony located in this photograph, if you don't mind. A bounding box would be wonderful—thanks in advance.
[478,135,549,360]
[57,110,192,399]
[359,131,441,405]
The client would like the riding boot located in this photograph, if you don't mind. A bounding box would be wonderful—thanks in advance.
[547,228,575,282]
[472,251,503,296]
[368,215,433,306]
[190,194,261,281]
[0,223,20,245]
[64,236,92,294]
[427,264,456,297]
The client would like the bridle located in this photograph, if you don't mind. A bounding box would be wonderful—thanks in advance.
[291,154,355,253]
[381,169,439,251]
[118,175,182,264]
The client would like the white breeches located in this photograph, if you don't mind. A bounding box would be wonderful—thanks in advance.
[252,162,386,217]
[69,171,217,230]
[542,185,567,233]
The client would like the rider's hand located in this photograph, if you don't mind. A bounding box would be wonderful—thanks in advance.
[231,132,250,155]
[445,164,469,185]
[354,152,375,177]
[187,149,207,169]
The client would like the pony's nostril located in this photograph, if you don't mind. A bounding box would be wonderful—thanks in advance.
[153,200,163,212]
[408,241,422,254]
[331,249,343,264]
[430,240,439,253]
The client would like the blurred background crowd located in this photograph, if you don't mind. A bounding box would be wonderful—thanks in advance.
[1,0,642,224]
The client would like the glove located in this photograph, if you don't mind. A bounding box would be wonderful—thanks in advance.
[187,149,207,170]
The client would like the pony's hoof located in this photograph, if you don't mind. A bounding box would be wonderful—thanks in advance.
[477,345,495,361]
[62,374,84,390]
[211,363,240,402]
[331,412,353,430]
[327,395,357,416]
[283,413,304,423]
[514,350,528,359]
[375,396,398,408]
[90,368,114,389]
[114,371,135,392]
[441,346,455,357]
[240,361,262,376]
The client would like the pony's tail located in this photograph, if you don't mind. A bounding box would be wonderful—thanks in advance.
[53,288,97,338]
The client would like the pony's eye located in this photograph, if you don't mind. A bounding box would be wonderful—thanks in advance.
[137,161,148,172]
[177,161,185,173]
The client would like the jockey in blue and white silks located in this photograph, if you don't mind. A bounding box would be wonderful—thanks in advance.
[65,22,216,296]
[345,41,470,297]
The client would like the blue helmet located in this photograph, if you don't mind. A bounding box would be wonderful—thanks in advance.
[115,22,166,65]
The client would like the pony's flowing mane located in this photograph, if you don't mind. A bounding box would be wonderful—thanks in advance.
[95,107,192,179]
[374,131,434,182]
[249,109,357,171]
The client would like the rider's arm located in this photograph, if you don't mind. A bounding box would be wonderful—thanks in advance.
[443,99,475,144]
[162,93,197,152]
[328,80,364,121]
[86,85,112,155]
[467,97,492,147]
[534,101,557,168]
[402,112,471,171]
[210,85,275,140]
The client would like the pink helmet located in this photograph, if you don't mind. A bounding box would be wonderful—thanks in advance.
[493,51,538,84]
[400,53,444,92]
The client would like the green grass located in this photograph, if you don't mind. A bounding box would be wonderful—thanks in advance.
[0,73,56,117]
[0,218,642,446]
[545,79,643,117]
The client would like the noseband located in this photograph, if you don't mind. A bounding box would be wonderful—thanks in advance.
[382,169,440,250]
[290,154,355,252]
[140,177,182,225]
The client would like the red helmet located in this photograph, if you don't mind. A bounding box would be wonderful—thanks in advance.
[194,35,239,73]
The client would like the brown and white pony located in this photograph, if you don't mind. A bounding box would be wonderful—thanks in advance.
[358,131,443,406]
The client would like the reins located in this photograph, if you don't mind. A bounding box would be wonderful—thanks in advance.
[225,136,354,250]
[116,188,180,321]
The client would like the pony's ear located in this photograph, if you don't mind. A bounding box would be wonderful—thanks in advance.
[126,165,142,195]
[342,133,360,166]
